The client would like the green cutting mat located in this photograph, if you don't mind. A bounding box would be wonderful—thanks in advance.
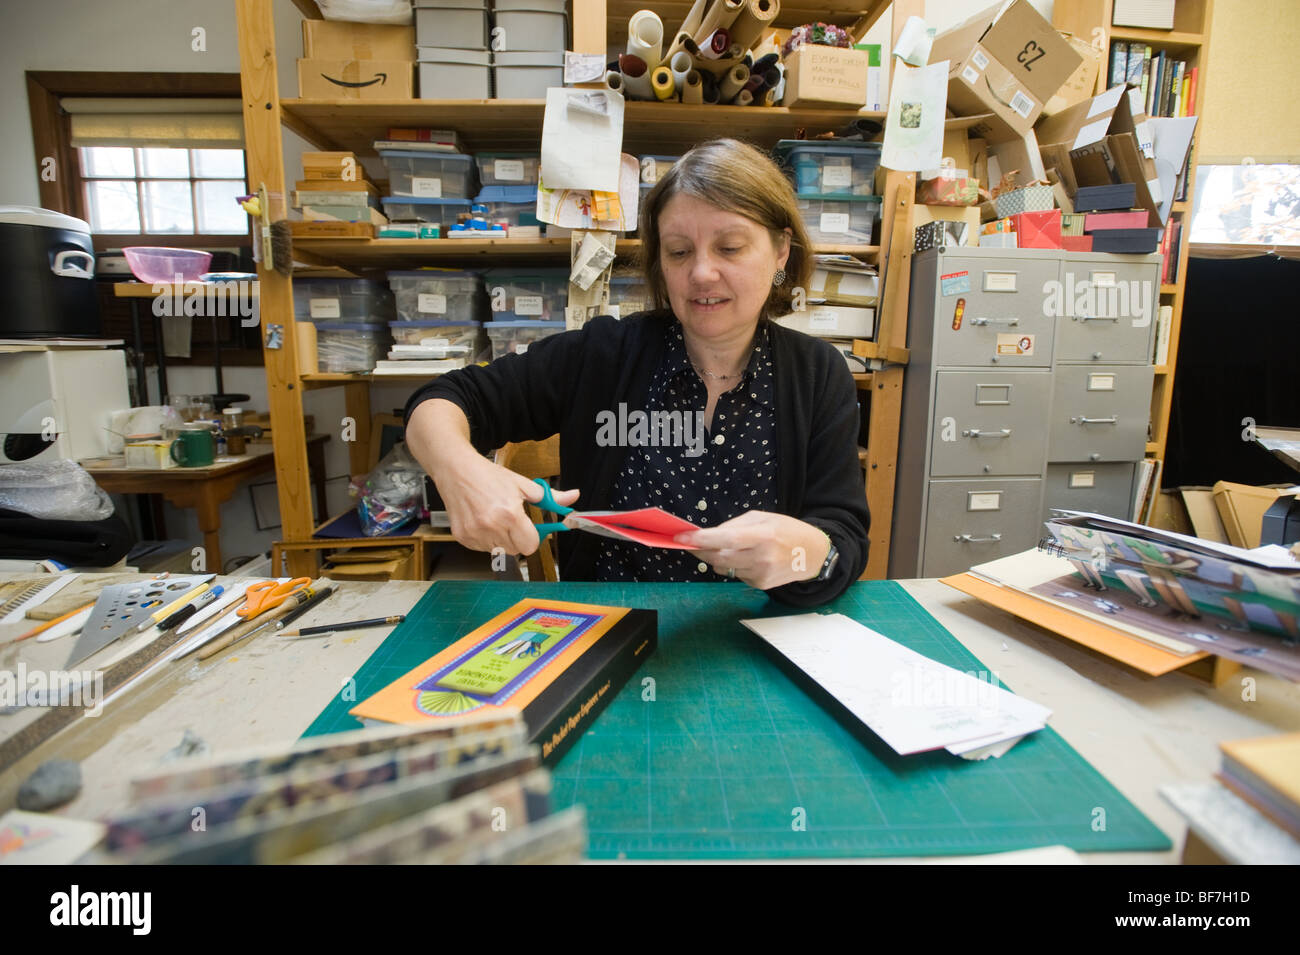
[302,581,1171,859]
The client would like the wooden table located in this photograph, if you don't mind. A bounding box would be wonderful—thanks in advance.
[81,435,328,573]
[1,574,1295,863]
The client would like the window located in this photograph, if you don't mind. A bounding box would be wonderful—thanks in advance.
[1190,163,1300,246]
[80,146,247,235]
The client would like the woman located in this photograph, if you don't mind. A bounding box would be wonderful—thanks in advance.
[404,138,870,607]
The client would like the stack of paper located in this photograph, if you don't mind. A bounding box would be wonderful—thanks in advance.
[740,613,1051,759]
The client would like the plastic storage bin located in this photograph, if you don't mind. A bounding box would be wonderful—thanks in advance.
[795,194,881,245]
[387,269,486,322]
[474,186,542,229]
[486,320,565,360]
[293,278,395,323]
[607,274,650,317]
[493,52,564,99]
[380,197,472,229]
[379,150,476,199]
[413,0,489,49]
[483,268,568,320]
[314,322,390,373]
[418,48,491,99]
[492,0,568,52]
[388,319,485,350]
[773,140,881,197]
[474,152,541,185]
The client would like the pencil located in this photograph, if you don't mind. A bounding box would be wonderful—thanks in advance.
[10,601,97,644]
[282,614,405,638]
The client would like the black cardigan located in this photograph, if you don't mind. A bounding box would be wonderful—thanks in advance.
[404,310,871,606]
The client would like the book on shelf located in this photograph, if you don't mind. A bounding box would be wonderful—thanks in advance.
[1186,66,1198,116]
[1154,304,1173,364]
[1126,42,1148,90]
[1110,41,1129,87]
[1136,45,1152,107]
[350,598,657,764]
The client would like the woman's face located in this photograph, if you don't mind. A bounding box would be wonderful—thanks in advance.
[658,193,791,344]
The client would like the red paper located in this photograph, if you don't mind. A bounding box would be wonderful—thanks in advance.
[1010,209,1062,249]
[565,508,701,549]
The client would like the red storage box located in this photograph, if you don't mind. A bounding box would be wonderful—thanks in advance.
[1010,209,1062,249]
[1084,211,1149,231]
[1061,234,1094,251]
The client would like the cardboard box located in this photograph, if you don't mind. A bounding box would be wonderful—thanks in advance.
[298,59,413,99]
[1010,209,1062,249]
[288,220,377,238]
[1212,482,1288,548]
[1043,33,1102,116]
[913,219,969,252]
[776,303,875,339]
[1084,211,1150,230]
[912,204,981,247]
[979,232,1018,248]
[781,44,869,109]
[1180,488,1230,543]
[1061,234,1093,251]
[809,263,879,307]
[302,20,415,60]
[124,440,176,469]
[994,184,1054,217]
[1060,213,1087,235]
[929,0,1082,141]
[302,151,362,180]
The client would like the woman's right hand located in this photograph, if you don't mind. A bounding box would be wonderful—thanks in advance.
[431,449,580,556]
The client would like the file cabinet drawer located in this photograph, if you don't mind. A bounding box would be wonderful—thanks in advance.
[922,478,1044,578]
[930,370,1052,477]
[1047,365,1153,462]
[1054,259,1157,363]
[931,255,1057,368]
[1041,462,1137,523]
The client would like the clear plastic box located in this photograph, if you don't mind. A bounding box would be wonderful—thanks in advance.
[474,186,542,229]
[388,320,484,350]
[379,150,476,199]
[795,194,882,245]
[483,268,568,320]
[474,152,541,185]
[386,269,486,322]
[608,274,650,317]
[773,140,882,197]
[293,278,395,324]
[485,320,565,360]
[380,197,472,227]
[314,322,390,373]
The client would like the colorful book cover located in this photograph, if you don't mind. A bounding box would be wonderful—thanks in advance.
[350,598,657,763]
[0,811,105,865]
[1110,41,1129,88]
[1138,45,1152,107]
[1125,42,1146,88]
[1186,66,1198,116]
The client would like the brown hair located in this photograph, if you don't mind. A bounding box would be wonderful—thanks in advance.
[637,138,812,318]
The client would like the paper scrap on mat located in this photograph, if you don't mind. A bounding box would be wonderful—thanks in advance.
[881,61,947,172]
[739,613,1050,756]
[541,87,624,192]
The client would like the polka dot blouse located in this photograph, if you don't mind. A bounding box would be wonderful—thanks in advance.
[597,319,778,582]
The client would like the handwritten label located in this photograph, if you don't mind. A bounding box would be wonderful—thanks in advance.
[309,298,340,319]
[417,293,447,314]
[819,212,850,234]
[411,177,443,198]
[494,159,526,181]
[514,295,544,316]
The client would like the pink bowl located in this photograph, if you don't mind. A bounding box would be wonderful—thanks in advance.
[123,247,213,284]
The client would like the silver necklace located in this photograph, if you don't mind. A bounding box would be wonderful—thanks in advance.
[691,362,745,381]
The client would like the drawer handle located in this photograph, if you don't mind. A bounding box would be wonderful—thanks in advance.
[1077,314,1120,323]
[962,428,1012,438]
[971,317,1019,326]
[1071,415,1119,425]
[954,533,1003,543]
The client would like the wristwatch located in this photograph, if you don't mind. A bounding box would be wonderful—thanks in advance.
[814,537,840,582]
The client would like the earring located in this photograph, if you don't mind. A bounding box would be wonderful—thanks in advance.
[773,269,787,286]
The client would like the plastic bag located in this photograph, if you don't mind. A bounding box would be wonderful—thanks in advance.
[315,0,412,24]
[351,444,424,536]
[0,460,115,521]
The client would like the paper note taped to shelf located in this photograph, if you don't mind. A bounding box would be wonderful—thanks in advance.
[541,87,624,191]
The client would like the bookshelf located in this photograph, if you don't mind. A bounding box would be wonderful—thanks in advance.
[236,0,913,579]
[1054,0,1213,475]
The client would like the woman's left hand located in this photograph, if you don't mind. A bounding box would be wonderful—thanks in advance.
[674,511,831,590]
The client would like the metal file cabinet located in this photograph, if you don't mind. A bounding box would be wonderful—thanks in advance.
[890,246,1160,578]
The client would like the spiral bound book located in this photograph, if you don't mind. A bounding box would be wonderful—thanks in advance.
[350,598,657,764]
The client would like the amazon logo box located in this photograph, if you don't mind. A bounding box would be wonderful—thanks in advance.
[298,60,414,99]
[930,0,1082,143]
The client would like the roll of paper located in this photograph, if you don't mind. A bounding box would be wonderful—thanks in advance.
[728,0,779,52]
[693,0,744,44]
[761,87,776,106]
[670,50,693,91]
[663,31,693,63]
[627,10,664,72]
[699,70,720,104]
[652,66,676,101]
[619,53,654,100]
[700,28,730,58]
[719,63,750,101]
[692,51,743,78]
[682,69,704,105]
[604,70,624,94]
[735,88,754,107]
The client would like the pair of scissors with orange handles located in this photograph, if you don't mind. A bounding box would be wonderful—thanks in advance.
[237,577,312,620]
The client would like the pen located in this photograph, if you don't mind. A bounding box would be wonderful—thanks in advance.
[274,586,335,631]
[134,581,212,633]
[196,587,315,661]
[282,614,405,638]
[157,585,225,632]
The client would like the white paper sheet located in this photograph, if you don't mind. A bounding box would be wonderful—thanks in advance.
[540,87,624,192]
[881,61,948,173]
[1148,115,1198,223]
[740,613,1051,756]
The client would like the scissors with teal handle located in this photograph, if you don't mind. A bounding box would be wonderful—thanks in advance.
[531,478,574,543]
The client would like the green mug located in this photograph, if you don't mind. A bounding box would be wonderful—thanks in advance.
[170,429,215,467]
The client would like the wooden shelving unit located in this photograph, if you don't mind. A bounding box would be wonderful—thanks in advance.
[237,0,913,579]
[1054,0,1213,467]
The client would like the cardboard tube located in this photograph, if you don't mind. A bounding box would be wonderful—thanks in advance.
[692,51,743,78]
[682,69,704,105]
[761,87,776,106]
[604,70,624,94]
[619,53,654,100]
[728,0,779,51]
[627,10,664,72]
[663,31,692,62]
[719,63,749,101]
[670,50,693,90]
[679,0,708,40]
[735,88,754,107]
[693,0,744,44]
[700,70,720,104]
[651,66,676,101]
